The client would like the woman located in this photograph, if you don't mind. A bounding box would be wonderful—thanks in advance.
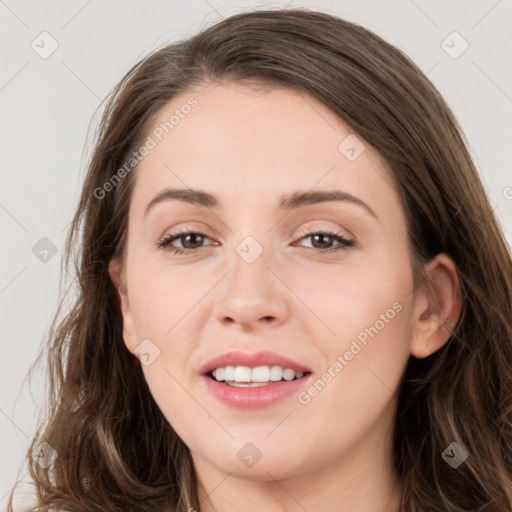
[8,8,512,512]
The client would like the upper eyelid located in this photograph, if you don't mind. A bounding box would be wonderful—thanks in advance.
[161,219,353,237]
[163,226,349,237]
[295,225,351,238]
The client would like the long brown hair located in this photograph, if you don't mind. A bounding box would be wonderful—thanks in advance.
[8,8,512,511]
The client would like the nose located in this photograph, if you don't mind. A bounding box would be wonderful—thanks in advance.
[212,246,291,331]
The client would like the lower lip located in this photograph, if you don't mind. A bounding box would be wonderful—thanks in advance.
[201,374,312,410]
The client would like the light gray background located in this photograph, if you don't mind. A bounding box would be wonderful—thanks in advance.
[1,0,511,508]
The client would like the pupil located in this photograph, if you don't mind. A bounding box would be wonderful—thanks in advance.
[183,234,202,248]
[313,234,332,248]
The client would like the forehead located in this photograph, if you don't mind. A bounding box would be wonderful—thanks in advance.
[129,81,399,218]
[153,81,348,156]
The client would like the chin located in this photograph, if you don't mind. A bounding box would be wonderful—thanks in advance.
[193,440,312,480]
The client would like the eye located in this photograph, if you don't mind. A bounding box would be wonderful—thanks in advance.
[156,229,213,256]
[294,229,354,254]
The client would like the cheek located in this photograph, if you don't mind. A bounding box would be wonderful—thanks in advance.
[123,259,202,408]
[127,256,207,339]
[301,273,413,434]
[128,275,199,429]
[299,254,413,354]
[295,252,414,412]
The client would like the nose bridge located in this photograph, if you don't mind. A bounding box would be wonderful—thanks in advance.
[228,233,274,301]
[212,231,290,328]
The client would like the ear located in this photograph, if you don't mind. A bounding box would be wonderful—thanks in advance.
[410,253,462,359]
[108,259,138,354]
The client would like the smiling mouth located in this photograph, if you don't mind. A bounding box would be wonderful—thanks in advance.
[207,366,312,387]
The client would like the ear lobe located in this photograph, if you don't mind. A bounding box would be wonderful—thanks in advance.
[108,259,137,353]
[410,253,462,359]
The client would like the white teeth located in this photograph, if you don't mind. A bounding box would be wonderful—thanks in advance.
[224,366,235,380]
[210,365,306,384]
[269,366,283,381]
[252,366,270,382]
[234,366,252,382]
[283,368,296,381]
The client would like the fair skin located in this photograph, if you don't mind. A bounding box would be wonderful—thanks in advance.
[109,81,462,512]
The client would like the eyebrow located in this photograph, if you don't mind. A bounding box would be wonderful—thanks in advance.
[144,187,377,219]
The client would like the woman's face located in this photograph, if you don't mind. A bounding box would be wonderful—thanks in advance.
[111,81,420,482]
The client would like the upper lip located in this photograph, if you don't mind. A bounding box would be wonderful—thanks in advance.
[200,350,312,375]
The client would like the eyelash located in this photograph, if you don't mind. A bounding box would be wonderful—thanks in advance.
[156,228,354,256]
